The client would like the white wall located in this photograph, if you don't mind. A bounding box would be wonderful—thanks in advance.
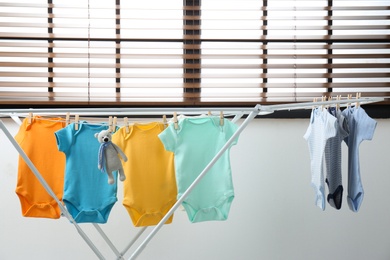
[0,117,389,260]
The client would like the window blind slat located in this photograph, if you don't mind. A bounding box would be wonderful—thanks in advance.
[0,0,388,106]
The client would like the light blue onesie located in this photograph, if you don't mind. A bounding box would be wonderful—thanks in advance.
[55,122,118,223]
[342,106,376,212]
[304,108,337,210]
[158,116,238,223]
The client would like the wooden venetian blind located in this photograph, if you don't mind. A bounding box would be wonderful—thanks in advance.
[0,0,389,107]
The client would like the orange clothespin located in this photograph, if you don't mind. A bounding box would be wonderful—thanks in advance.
[74,115,79,130]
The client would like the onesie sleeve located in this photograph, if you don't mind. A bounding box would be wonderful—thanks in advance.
[224,119,239,147]
[14,117,28,144]
[55,124,74,154]
[303,109,314,141]
[112,127,125,150]
[158,124,177,153]
[359,108,377,141]
[325,112,337,140]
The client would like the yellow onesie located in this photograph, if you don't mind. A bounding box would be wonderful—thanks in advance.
[15,116,66,219]
[113,122,177,227]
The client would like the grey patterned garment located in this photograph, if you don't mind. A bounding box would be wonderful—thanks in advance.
[325,107,349,210]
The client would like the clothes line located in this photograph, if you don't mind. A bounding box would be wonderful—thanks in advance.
[0,97,384,260]
[0,97,383,118]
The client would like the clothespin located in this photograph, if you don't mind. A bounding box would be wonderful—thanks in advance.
[347,94,352,108]
[65,112,70,126]
[108,116,113,132]
[162,115,167,128]
[219,111,224,126]
[173,112,178,130]
[74,115,79,130]
[113,116,117,131]
[356,92,361,108]
[336,95,341,110]
[124,117,130,134]
[27,112,33,124]
[321,96,325,111]
[208,111,212,116]
[312,98,317,109]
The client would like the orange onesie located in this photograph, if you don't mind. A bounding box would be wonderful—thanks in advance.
[15,116,66,219]
[112,122,177,227]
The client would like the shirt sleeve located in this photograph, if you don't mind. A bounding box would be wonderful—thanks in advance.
[326,112,337,140]
[158,124,177,153]
[14,117,28,144]
[224,119,239,147]
[359,108,377,141]
[55,124,73,154]
[112,126,129,152]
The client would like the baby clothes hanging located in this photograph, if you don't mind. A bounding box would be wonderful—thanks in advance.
[342,106,377,212]
[112,122,177,227]
[324,107,349,210]
[15,116,66,219]
[304,108,337,210]
[55,122,119,223]
[158,116,239,223]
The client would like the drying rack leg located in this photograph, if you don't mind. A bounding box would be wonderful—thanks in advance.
[0,120,106,260]
[127,105,260,259]
[93,224,124,259]
[120,227,147,257]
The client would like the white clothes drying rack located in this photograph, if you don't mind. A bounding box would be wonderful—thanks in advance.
[0,97,383,260]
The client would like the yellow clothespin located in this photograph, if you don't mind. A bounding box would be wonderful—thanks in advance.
[74,115,79,130]
[173,112,178,130]
[220,111,224,126]
[124,117,130,134]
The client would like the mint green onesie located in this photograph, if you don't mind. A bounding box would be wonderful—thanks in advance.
[158,116,238,223]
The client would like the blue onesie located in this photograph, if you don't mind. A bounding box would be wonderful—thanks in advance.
[55,122,118,223]
[158,116,239,223]
[342,106,376,212]
[304,108,337,210]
